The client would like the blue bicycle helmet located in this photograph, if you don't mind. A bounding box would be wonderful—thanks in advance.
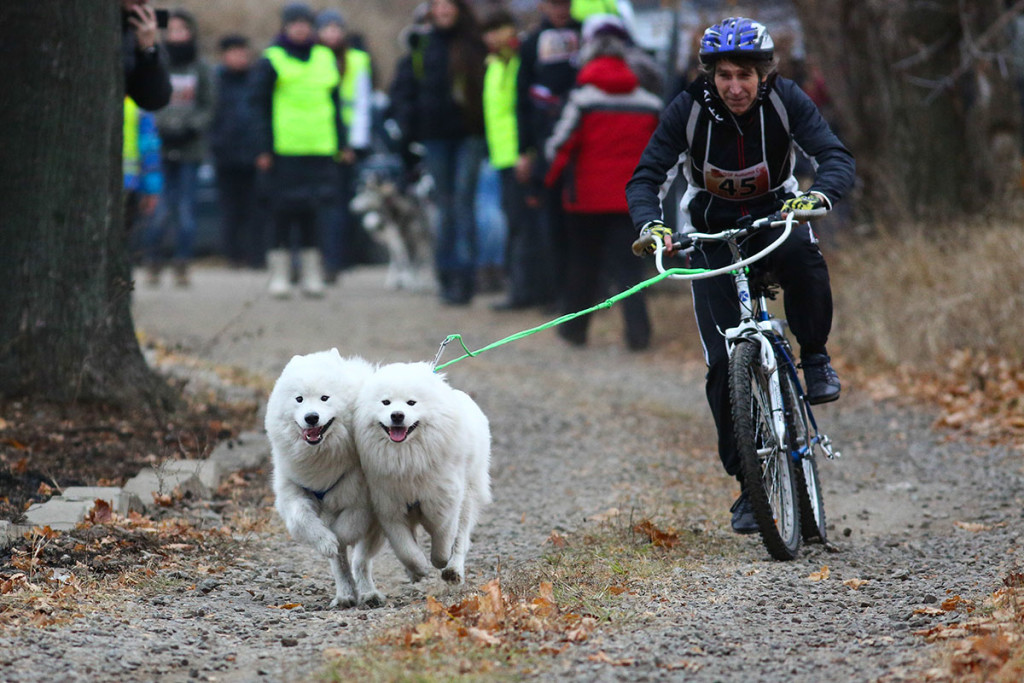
[698,17,774,65]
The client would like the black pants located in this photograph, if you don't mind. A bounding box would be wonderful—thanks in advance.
[560,212,651,349]
[690,222,832,481]
[216,164,260,267]
[499,168,550,305]
[269,156,335,250]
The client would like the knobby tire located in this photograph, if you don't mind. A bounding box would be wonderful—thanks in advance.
[730,340,801,561]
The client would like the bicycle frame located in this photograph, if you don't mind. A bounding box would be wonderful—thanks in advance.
[647,214,839,462]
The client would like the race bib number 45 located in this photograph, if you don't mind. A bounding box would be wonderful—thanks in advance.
[704,161,770,201]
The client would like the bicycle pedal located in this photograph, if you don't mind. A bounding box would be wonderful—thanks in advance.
[819,434,840,459]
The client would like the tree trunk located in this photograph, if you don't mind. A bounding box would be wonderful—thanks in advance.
[793,0,1021,226]
[0,1,178,411]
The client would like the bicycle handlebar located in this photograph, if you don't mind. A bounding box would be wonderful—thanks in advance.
[630,210,812,257]
[631,212,798,281]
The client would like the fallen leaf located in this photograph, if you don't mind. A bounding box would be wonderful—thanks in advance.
[268,603,303,610]
[588,651,635,666]
[87,499,112,525]
[843,578,868,590]
[807,565,831,581]
[544,530,567,548]
[633,519,679,548]
[914,607,946,616]
[467,627,501,646]
[565,616,597,642]
[942,595,973,612]
[954,521,991,533]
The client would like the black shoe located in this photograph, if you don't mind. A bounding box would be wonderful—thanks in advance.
[730,492,758,535]
[801,353,841,405]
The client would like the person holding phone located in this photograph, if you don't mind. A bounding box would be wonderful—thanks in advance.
[121,0,171,111]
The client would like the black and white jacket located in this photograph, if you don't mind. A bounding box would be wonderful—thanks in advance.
[626,75,855,233]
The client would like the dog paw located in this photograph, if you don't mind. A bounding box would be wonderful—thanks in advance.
[404,565,431,583]
[329,594,357,609]
[441,567,463,584]
[359,590,385,608]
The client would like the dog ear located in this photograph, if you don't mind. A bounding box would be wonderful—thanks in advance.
[330,347,342,359]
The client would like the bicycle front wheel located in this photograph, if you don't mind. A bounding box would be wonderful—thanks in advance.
[730,340,801,560]
[780,366,828,543]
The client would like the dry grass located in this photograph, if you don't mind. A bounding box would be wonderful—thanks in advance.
[317,512,741,682]
[828,220,1024,370]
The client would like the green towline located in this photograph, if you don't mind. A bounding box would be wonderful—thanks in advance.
[433,265,707,371]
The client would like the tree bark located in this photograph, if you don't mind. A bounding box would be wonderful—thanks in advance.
[0,1,177,411]
[793,0,1021,225]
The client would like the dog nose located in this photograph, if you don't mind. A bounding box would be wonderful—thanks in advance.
[304,412,319,426]
[390,411,404,424]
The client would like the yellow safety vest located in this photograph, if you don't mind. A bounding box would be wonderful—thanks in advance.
[482,54,519,170]
[265,44,340,156]
[571,0,619,22]
[123,96,140,178]
[340,48,371,128]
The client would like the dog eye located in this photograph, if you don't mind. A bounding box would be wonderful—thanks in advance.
[406,400,416,406]
[321,395,329,402]
[382,399,391,406]
[295,396,303,403]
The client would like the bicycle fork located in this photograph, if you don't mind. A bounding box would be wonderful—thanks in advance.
[727,266,790,461]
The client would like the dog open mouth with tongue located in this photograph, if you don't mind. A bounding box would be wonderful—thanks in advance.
[302,418,334,445]
[382,422,417,443]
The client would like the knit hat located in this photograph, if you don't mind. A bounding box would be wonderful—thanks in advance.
[281,3,316,26]
[316,9,346,30]
[581,13,632,44]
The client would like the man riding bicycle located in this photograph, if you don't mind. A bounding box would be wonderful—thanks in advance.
[624,17,855,534]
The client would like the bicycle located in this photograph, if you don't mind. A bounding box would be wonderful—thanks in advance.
[632,212,840,560]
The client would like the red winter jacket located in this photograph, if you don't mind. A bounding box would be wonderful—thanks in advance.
[544,55,662,213]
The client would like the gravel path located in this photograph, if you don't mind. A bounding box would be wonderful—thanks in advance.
[2,265,1021,682]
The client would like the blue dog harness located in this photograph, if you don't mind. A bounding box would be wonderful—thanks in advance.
[301,471,347,501]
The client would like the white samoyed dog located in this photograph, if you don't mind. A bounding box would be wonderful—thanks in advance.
[266,349,384,608]
[354,362,491,584]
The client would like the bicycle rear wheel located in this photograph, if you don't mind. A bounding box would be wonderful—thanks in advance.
[730,340,801,560]
[780,366,827,542]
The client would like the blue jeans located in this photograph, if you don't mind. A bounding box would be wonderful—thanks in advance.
[145,159,198,263]
[422,137,485,288]
[474,161,507,268]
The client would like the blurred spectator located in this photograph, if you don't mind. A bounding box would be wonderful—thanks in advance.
[209,34,262,269]
[123,96,163,258]
[389,0,488,306]
[516,0,581,309]
[544,19,661,351]
[121,0,171,111]
[581,13,661,95]
[481,8,538,310]
[475,160,507,293]
[317,8,373,281]
[252,3,343,298]
[145,9,214,287]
